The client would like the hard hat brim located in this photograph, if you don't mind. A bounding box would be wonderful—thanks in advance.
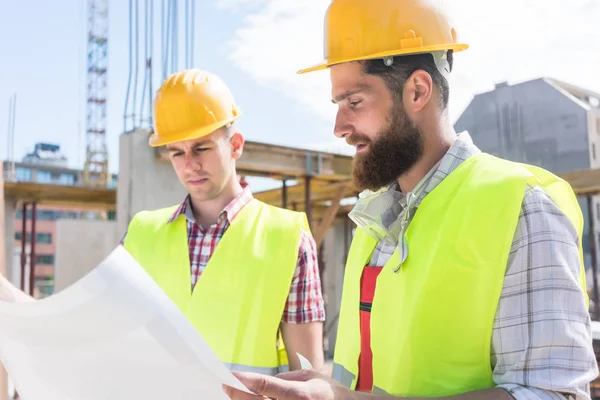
[297,43,469,74]
[148,114,241,147]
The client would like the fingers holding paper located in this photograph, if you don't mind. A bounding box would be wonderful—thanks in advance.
[222,370,355,400]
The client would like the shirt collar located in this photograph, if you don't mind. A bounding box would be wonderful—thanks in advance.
[168,184,254,225]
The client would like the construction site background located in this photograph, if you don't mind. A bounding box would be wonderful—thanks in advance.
[1,1,600,400]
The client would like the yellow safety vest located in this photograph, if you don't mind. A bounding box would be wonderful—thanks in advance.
[123,198,310,375]
[333,153,587,396]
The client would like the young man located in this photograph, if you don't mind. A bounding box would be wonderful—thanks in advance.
[1,69,326,375]
[122,68,325,374]
[224,0,598,399]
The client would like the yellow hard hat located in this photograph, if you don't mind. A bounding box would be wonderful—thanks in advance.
[297,0,468,74]
[149,69,242,147]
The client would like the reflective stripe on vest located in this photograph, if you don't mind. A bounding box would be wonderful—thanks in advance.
[124,199,311,375]
[333,153,587,396]
[224,363,280,376]
[332,363,355,388]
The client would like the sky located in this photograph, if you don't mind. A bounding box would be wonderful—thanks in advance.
[0,0,599,179]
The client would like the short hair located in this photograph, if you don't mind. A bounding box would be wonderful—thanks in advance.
[360,50,453,110]
[220,122,236,139]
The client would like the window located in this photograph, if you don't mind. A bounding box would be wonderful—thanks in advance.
[108,176,118,189]
[593,143,597,161]
[38,210,58,221]
[15,167,32,182]
[597,203,600,221]
[35,255,55,265]
[597,117,600,136]
[35,277,55,296]
[36,170,52,183]
[36,233,52,244]
[14,232,52,244]
[59,173,75,185]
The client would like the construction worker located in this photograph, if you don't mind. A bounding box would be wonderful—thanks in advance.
[0,69,326,376]
[223,0,598,399]
[121,68,325,374]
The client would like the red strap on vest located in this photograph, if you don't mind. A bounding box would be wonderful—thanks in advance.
[356,266,383,392]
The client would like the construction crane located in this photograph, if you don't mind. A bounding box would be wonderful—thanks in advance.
[83,0,109,187]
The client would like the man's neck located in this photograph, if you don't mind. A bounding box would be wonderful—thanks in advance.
[397,124,457,194]
[190,178,244,227]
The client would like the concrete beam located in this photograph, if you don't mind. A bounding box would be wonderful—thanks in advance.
[254,181,358,207]
[3,182,116,209]
[557,168,600,195]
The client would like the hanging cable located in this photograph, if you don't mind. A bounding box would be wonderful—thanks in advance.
[190,0,195,67]
[77,0,84,165]
[131,0,140,128]
[161,0,166,80]
[171,0,178,73]
[11,94,16,167]
[185,0,189,69]
[149,0,154,127]
[6,96,13,162]
[139,0,149,126]
[123,0,134,132]
[165,0,172,77]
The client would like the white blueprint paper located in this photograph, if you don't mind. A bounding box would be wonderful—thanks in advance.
[0,246,252,400]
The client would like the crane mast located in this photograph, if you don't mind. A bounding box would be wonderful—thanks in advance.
[84,0,109,187]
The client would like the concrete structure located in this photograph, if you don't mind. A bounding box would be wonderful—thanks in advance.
[2,183,115,301]
[54,219,118,292]
[455,78,600,270]
[117,128,187,238]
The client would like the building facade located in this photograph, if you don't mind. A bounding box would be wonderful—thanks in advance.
[3,142,117,297]
[454,77,600,272]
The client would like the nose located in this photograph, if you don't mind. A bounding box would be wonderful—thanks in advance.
[184,152,201,171]
[333,110,353,139]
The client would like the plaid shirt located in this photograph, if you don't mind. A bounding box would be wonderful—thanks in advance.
[369,132,598,400]
[124,186,325,325]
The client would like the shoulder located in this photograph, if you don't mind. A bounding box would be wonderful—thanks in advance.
[517,184,579,243]
[253,200,311,232]
[509,184,582,286]
[466,153,561,183]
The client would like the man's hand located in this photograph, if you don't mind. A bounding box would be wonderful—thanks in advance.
[222,370,359,400]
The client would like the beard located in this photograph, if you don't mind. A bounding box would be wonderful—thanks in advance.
[350,105,424,192]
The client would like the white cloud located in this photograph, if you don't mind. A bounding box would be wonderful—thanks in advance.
[215,0,269,12]
[224,0,600,126]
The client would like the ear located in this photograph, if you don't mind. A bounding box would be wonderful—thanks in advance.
[402,70,433,115]
[230,132,244,160]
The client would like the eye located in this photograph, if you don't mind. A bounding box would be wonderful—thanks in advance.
[170,151,183,158]
[349,99,362,107]
[195,147,208,153]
